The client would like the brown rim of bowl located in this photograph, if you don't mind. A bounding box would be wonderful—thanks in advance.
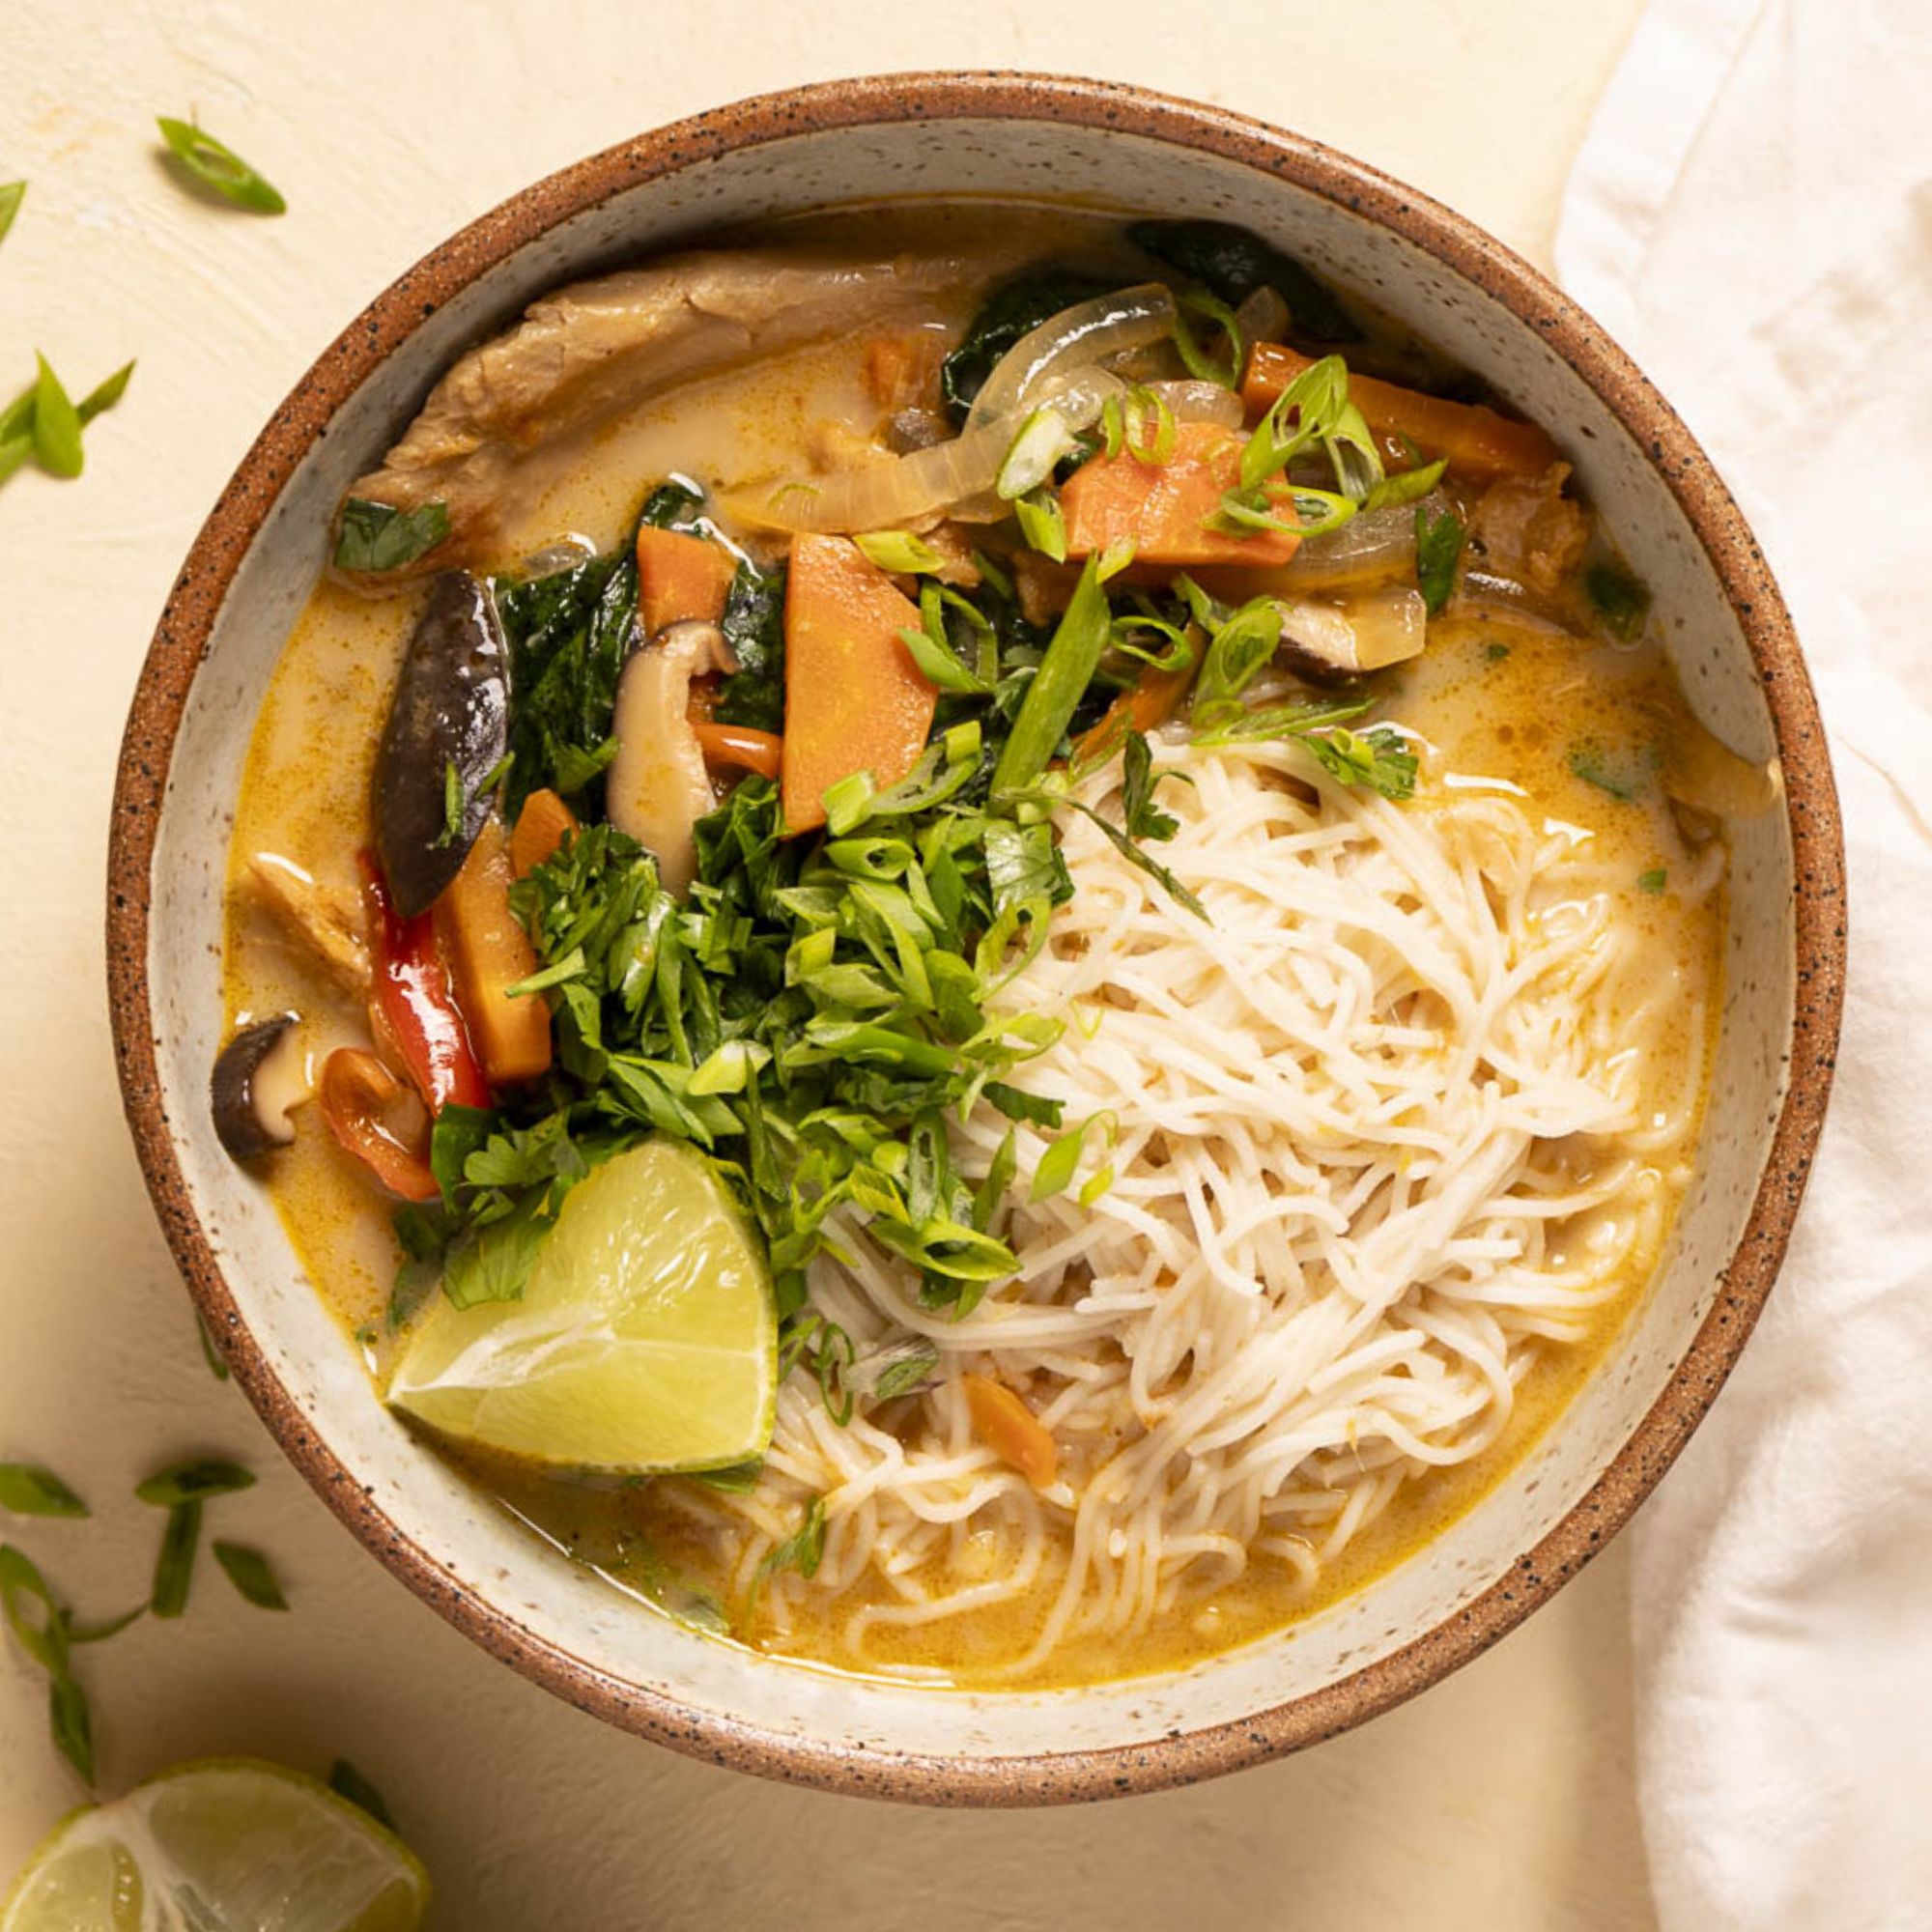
[106,71,1846,1806]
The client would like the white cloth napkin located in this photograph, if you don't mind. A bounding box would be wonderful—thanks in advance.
[1558,5,1932,1927]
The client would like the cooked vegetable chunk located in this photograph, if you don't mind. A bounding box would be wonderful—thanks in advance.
[780,535,937,833]
[1242,342,1559,482]
[433,815,552,1086]
[637,525,735,636]
[1061,420,1302,568]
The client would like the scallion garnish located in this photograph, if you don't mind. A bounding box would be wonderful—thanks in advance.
[150,1500,201,1618]
[0,1465,89,1520]
[134,1458,257,1508]
[156,116,287,214]
[211,1540,290,1611]
[855,529,946,576]
[0,182,25,251]
[31,355,82,479]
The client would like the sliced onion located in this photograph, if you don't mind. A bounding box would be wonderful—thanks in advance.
[1277,587,1428,675]
[965,283,1177,432]
[738,369,1123,534]
[1142,380,1244,430]
[1234,285,1291,348]
[1280,494,1447,592]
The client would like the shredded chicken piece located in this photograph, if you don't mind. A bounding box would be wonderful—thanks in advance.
[1469,462,1590,598]
[245,855,370,994]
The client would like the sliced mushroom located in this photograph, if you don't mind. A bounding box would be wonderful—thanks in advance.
[1276,586,1428,681]
[211,1014,309,1161]
[372,571,509,917]
[607,620,738,895]
[244,854,370,994]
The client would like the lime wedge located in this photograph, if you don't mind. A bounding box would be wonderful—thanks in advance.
[386,1137,777,1472]
[1,1757,427,1932]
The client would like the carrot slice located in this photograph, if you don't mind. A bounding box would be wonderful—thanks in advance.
[637,525,736,637]
[433,816,552,1087]
[963,1375,1059,1489]
[780,534,937,835]
[1071,660,1198,769]
[508,787,579,879]
[693,721,782,780]
[1060,419,1302,569]
[1241,342,1559,483]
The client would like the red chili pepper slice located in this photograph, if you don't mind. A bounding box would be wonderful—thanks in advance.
[361,854,490,1114]
[317,1048,439,1202]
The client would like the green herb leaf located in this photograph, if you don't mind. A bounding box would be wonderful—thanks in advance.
[1637,867,1668,895]
[1130,219,1361,342]
[1568,741,1642,802]
[855,529,946,576]
[1586,560,1652,642]
[134,1459,256,1508]
[0,1465,89,1519]
[1193,595,1282,726]
[212,1540,289,1610]
[638,476,705,531]
[854,1338,940,1404]
[753,1495,827,1593]
[328,1759,396,1830]
[150,1500,201,1619]
[0,182,24,250]
[686,1460,765,1494]
[1485,640,1511,663]
[714,558,787,731]
[156,116,287,213]
[77,360,135,426]
[334,497,450,574]
[31,354,82,478]
[1415,505,1465,615]
[1300,725,1419,801]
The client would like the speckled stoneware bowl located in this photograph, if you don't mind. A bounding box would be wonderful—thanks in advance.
[107,72,1845,1804]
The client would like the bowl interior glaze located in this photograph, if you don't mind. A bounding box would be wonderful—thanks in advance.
[109,75,1843,1804]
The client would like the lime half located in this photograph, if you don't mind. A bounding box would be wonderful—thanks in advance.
[1,1757,427,1932]
[386,1137,777,1472]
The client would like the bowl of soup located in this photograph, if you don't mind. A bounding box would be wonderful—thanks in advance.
[107,72,1844,1802]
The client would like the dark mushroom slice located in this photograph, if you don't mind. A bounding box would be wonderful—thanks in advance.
[372,571,509,917]
[211,1014,308,1161]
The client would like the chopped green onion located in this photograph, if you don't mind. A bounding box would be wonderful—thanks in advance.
[1031,1111,1118,1202]
[855,529,946,576]
[77,360,134,426]
[156,116,287,214]
[1012,487,1067,561]
[820,771,877,838]
[1364,455,1448,511]
[687,1040,772,1096]
[0,182,24,250]
[996,406,1077,501]
[211,1541,289,1611]
[150,1500,201,1618]
[991,556,1111,798]
[1121,384,1178,466]
[31,354,82,478]
[134,1458,256,1508]
[1172,288,1245,389]
[1637,867,1668,895]
[0,1465,89,1520]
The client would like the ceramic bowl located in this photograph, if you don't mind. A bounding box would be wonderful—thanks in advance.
[106,72,1845,1804]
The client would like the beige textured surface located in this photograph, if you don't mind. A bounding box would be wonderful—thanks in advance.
[0,3,1650,1924]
